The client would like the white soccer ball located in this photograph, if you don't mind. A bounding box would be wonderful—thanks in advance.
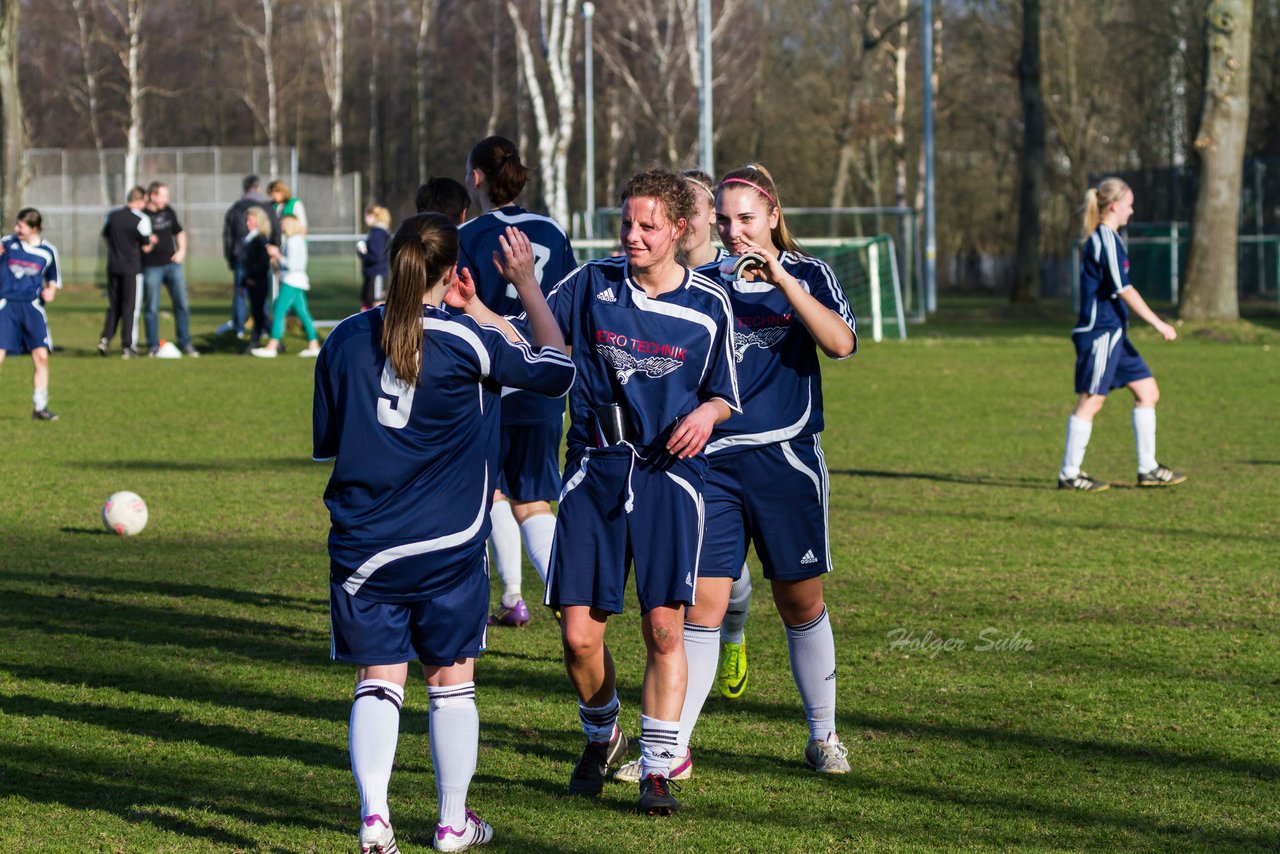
[102,491,148,536]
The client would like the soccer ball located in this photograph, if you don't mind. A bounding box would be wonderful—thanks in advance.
[102,491,148,536]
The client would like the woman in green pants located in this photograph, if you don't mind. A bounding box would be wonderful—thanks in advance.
[252,214,321,358]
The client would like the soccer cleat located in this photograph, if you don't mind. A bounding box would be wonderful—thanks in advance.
[637,773,681,816]
[181,345,201,357]
[568,725,627,796]
[804,734,851,774]
[433,809,493,852]
[120,347,137,360]
[1138,463,1186,487]
[299,345,321,358]
[32,408,59,422]
[358,814,399,853]
[1057,471,1110,492]
[249,346,279,358]
[488,599,531,627]
[613,748,692,783]
[717,639,749,699]
[97,337,110,357]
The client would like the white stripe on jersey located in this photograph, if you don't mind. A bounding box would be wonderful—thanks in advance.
[343,468,490,595]
[810,434,834,571]
[425,316,490,377]
[1100,226,1131,296]
[706,384,813,454]
[485,208,570,239]
[662,466,704,597]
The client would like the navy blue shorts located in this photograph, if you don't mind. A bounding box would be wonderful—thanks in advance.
[701,436,832,582]
[330,558,489,666]
[0,299,52,353]
[546,447,704,614]
[497,417,564,503]
[1073,328,1151,395]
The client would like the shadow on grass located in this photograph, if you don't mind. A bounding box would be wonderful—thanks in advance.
[68,457,319,472]
[59,526,111,536]
[5,570,325,610]
[829,467,1047,489]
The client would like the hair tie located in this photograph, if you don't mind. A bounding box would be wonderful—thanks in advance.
[685,177,715,203]
[720,177,776,207]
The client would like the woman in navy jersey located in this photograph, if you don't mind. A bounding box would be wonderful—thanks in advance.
[459,135,579,627]
[1057,177,1183,491]
[543,168,739,816]
[671,164,858,781]
[314,213,573,854]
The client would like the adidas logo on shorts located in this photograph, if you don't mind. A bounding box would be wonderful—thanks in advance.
[597,287,618,303]
[800,549,818,565]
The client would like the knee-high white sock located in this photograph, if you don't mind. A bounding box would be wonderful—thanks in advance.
[488,501,523,606]
[33,386,49,411]
[578,692,620,743]
[519,513,557,585]
[677,622,721,754]
[350,679,404,821]
[1133,406,1157,473]
[1060,415,1093,479]
[785,607,838,742]
[639,714,680,779]
[428,682,478,831]
[721,567,752,644]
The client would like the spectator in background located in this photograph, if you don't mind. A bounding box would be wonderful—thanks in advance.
[241,206,274,349]
[415,177,470,222]
[357,205,392,310]
[269,179,308,229]
[252,214,320,358]
[99,186,156,358]
[142,181,198,357]
[221,175,279,338]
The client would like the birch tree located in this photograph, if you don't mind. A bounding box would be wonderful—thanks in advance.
[237,0,280,178]
[414,0,438,181]
[101,0,145,189]
[69,0,111,204]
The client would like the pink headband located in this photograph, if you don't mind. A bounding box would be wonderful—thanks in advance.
[720,177,776,207]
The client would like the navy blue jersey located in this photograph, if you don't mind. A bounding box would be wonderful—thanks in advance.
[313,304,575,603]
[1,235,61,301]
[361,225,391,277]
[700,252,857,455]
[1075,224,1132,332]
[545,257,740,459]
[458,206,577,424]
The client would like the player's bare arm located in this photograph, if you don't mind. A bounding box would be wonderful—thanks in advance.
[666,398,732,459]
[1119,288,1177,341]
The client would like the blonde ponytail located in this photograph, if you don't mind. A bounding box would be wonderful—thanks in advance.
[1082,178,1131,237]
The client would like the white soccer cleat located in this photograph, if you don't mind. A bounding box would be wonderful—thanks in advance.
[358,814,399,853]
[613,748,693,783]
[249,346,278,358]
[434,809,493,852]
[804,733,850,774]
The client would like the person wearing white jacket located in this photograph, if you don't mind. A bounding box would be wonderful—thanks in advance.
[252,214,321,357]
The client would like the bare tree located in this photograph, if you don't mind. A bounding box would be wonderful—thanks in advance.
[368,0,382,201]
[237,0,280,177]
[414,0,438,181]
[0,0,20,216]
[1012,0,1044,303]
[101,0,145,189]
[68,0,111,204]
[1181,0,1254,321]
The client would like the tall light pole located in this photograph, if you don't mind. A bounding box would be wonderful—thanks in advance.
[921,0,937,313]
[583,2,596,238]
[698,0,713,175]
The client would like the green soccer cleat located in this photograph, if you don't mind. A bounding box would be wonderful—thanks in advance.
[717,639,748,699]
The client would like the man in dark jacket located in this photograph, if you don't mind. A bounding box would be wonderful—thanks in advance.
[98,186,156,358]
[219,175,279,337]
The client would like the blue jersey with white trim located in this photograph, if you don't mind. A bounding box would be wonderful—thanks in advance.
[1,235,61,301]
[1075,224,1131,332]
[313,304,575,603]
[457,206,578,424]
[700,252,857,455]
[545,256,740,459]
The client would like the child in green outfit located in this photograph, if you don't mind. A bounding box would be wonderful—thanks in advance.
[252,214,321,358]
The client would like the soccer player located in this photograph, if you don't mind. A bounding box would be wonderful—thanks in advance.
[99,186,156,357]
[358,205,392,310]
[314,212,574,853]
[415,177,471,222]
[458,136,578,627]
[544,168,740,815]
[674,164,857,779]
[1058,177,1184,490]
[0,208,62,420]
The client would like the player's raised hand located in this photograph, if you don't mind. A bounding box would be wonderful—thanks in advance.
[736,240,787,286]
[444,266,476,309]
[493,226,538,291]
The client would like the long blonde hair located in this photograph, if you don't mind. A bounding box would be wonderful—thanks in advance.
[716,164,806,256]
[381,213,459,387]
[246,206,273,238]
[1082,177,1131,236]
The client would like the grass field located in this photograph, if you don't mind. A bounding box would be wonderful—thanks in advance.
[1,286,1277,852]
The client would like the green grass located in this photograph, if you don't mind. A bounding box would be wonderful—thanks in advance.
[0,289,1277,852]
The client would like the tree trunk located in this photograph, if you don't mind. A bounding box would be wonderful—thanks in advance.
[123,0,142,190]
[415,0,436,182]
[0,0,22,217]
[262,0,278,178]
[1181,0,1253,322]
[71,0,110,205]
[368,0,381,202]
[1012,0,1044,304]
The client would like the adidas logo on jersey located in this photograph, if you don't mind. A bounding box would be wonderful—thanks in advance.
[597,287,617,303]
[800,549,818,565]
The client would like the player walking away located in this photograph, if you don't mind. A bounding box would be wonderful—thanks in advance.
[0,208,62,420]
[358,205,393,310]
[1058,177,1185,491]
[544,169,740,815]
[677,168,753,703]
[314,212,574,853]
[656,164,857,782]
[458,136,578,627]
[251,215,321,357]
[142,182,198,357]
[99,186,156,358]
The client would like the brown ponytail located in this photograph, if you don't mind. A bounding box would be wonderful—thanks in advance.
[716,163,806,256]
[381,213,460,387]
[468,136,530,207]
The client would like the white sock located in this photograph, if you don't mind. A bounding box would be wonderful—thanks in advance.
[676,622,721,754]
[1060,415,1093,479]
[785,607,838,742]
[33,386,49,411]
[519,513,557,585]
[721,566,752,644]
[428,682,478,831]
[578,692,619,743]
[350,679,404,821]
[1133,407,1157,473]
[488,501,522,606]
[639,714,680,779]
